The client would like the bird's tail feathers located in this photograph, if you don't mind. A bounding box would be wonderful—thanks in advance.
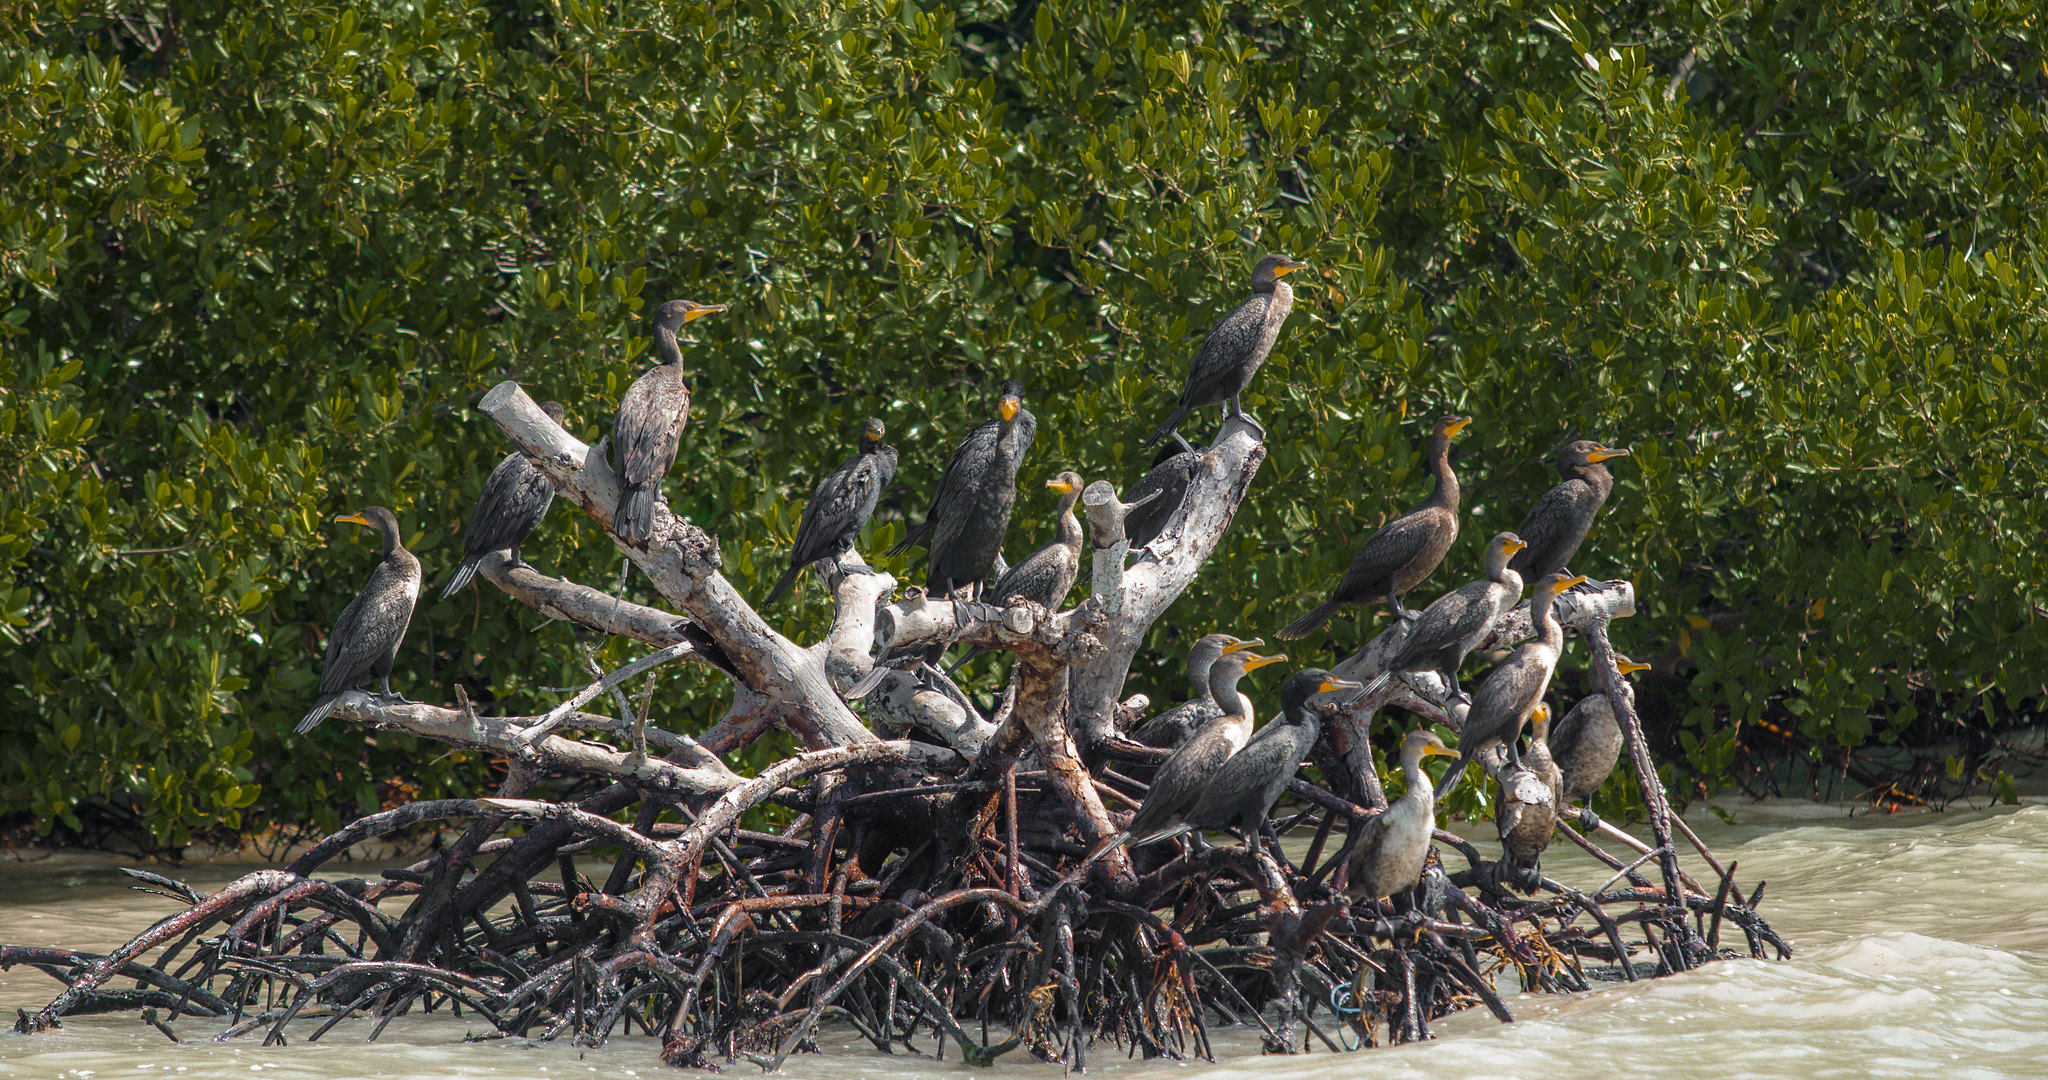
[617,486,656,545]
[297,696,340,735]
[1434,756,1470,799]
[1359,671,1393,701]
[1142,406,1191,450]
[845,664,891,700]
[1276,599,1340,640]
[763,563,803,606]
[886,520,929,557]
[439,559,480,600]
[1132,823,1193,848]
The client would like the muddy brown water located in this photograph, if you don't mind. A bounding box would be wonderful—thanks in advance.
[3,801,2045,1078]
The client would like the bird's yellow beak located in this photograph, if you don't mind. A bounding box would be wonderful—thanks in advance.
[1243,653,1288,672]
[1557,574,1588,592]
[1000,395,1020,423]
[1504,537,1528,555]
[1046,477,1074,493]
[1446,416,1472,437]
[1319,675,1364,695]
[1421,743,1461,759]
[1587,445,1631,463]
[1274,258,1310,278]
[1530,704,1549,723]
[1617,658,1652,676]
[1220,637,1264,655]
[335,513,372,528]
[682,303,729,323]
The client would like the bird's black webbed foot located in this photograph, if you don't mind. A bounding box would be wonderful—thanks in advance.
[1576,806,1603,831]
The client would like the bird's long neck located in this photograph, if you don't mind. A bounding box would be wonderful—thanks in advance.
[1532,590,1564,650]
[1211,669,1252,722]
[378,518,405,558]
[1055,490,1084,546]
[1188,657,1217,702]
[653,323,685,367]
[1489,553,1524,593]
[1425,433,1460,511]
[1269,277,1294,313]
[1575,462,1615,500]
[1402,753,1435,807]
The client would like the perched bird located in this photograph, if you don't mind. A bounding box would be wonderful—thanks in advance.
[615,299,727,545]
[888,380,1037,599]
[299,508,422,733]
[1550,654,1652,825]
[1491,703,1563,886]
[1125,649,1288,845]
[1131,634,1261,750]
[1345,730,1461,902]
[1509,439,1631,581]
[1435,572,1585,798]
[1278,415,1470,639]
[1145,254,1309,448]
[763,418,898,605]
[1357,531,1527,702]
[1182,669,1360,857]
[442,401,566,599]
[1123,441,1201,549]
[949,471,1087,672]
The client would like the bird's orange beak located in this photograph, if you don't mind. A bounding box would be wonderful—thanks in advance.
[335,513,372,528]
[1587,445,1631,463]
[1243,653,1288,672]
[1000,395,1020,423]
[682,303,729,323]
[1220,637,1264,655]
[1274,258,1310,278]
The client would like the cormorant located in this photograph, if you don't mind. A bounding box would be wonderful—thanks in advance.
[1509,440,1630,581]
[1123,441,1200,549]
[888,381,1037,598]
[1345,730,1460,902]
[1491,702,1562,886]
[1277,414,1470,639]
[1144,254,1309,448]
[763,418,898,605]
[949,471,1087,671]
[1357,531,1526,702]
[615,299,727,545]
[442,401,566,599]
[1550,654,1651,822]
[1131,634,1260,750]
[1125,649,1287,845]
[1182,669,1360,856]
[298,507,422,733]
[1434,572,1584,797]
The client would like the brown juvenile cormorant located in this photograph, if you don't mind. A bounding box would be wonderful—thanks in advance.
[1278,414,1470,639]
[442,401,566,599]
[298,507,422,733]
[763,418,898,605]
[1491,702,1562,886]
[949,471,1087,671]
[1123,441,1201,549]
[1182,669,1359,857]
[1144,254,1309,448]
[614,299,727,545]
[1550,655,1650,824]
[1131,634,1260,750]
[1345,730,1460,902]
[888,381,1037,598]
[1358,532,1526,702]
[1125,649,1287,845]
[1434,572,1584,797]
[1509,439,1630,581]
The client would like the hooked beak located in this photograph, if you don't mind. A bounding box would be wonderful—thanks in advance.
[1420,743,1461,759]
[1617,657,1652,676]
[1242,652,1288,672]
[1273,258,1310,278]
[334,513,372,529]
[1318,675,1364,697]
[682,303,729,323]
[1046,477,1074,494]
[1557,574,1589,593]
[1446,416,1473,437]
[1504,537,1528,555]
[1587,445,1631,463]
[999,395,1021,423]
[1220,637,1264,655]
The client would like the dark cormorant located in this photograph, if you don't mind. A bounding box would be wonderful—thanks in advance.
[1491,702,1562,885]
[1358,531,1526,702]
[1550,654,1650,819]
[1435,571,1584,797]
[948,471,1086,672]
[1144,254,1309,448]
[763,418,898,605]
[1125,649,1287,845]
[1277,414,1470,639]
[298,507,422,733]
[442,401,566,599]
[888,381,1037,598]
[1123,441,1200,549]
[1508,440,1630,581]
[1131,634,1260,750]
[1345,730,1460,901]
[614,299,727,545]
[1182,669,1360,856]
